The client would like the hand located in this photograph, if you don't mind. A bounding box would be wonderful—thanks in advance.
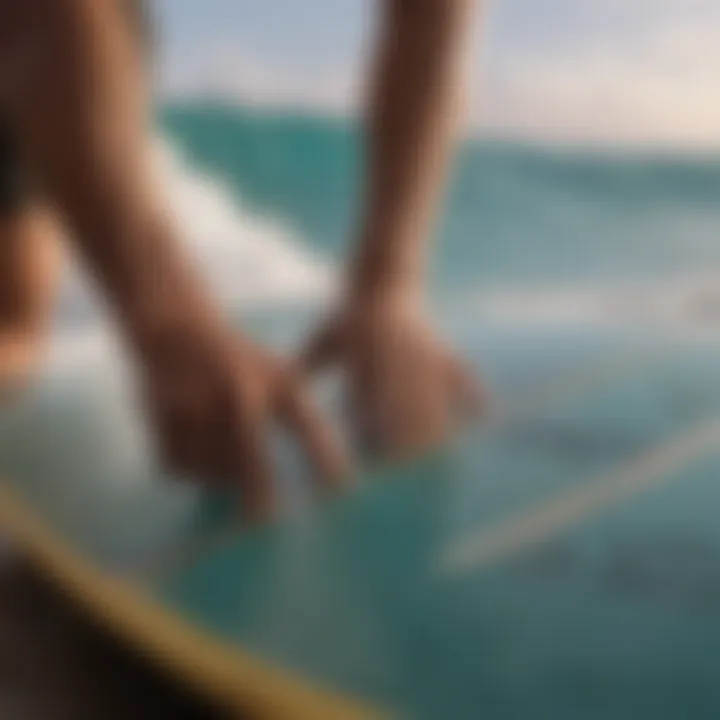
[137,322,349,519]
[301,295,483,461]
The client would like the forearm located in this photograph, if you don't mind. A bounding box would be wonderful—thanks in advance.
[0,0,226,355]
[351,0,475,301]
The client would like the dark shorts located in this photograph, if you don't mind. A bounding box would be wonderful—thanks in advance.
[0,0,152,215]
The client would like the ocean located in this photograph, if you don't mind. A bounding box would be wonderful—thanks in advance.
[20,101,716,512]
[49,103,720,361]
[4,106,720,718]
[158,105,720,325]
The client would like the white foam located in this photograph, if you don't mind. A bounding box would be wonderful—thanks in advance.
[470,274,720,332]
[151,139,336,307]
[47,138,720,374]
[50,138,337,370]
[55,137,336,321]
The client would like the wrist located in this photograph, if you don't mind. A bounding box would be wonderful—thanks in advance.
[87,213,233,364]
[120,291,230,367]
[347,231,426,311]
[343,278,426,322]
[346,264,423,310]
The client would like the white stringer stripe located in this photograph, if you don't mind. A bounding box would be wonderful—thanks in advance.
[436,418,720,576]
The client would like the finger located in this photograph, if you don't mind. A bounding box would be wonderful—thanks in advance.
[148,378,229,484]
[446,356,485,419]
[387,339,453,455]
[276,373,352,491]
[346,390,382,459]
[299,321,342,373]
[148,384,209,478]
[227,396,276,522]
[358,351,444,462]
[158,417,212,481]
[390,383,449,460]
[236,430,275,522]
[346,350,396,459]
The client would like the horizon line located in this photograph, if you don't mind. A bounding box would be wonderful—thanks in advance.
[160,94,720,157]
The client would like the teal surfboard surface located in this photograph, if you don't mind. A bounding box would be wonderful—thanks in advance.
[3,326,720,718]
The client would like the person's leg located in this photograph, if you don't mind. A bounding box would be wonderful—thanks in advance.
[0,125,60,393]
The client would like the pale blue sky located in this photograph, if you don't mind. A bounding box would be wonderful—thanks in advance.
[154,0,720,146]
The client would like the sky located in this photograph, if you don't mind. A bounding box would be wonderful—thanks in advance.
[155,0,720,148]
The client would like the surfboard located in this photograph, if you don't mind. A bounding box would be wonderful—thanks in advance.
[2,325,720,718]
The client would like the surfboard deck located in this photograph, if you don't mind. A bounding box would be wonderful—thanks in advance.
[2,326,720,719]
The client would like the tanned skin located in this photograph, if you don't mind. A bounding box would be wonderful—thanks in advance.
[0,208,59,393]
[0,0,480,511]
[303,0,481,459]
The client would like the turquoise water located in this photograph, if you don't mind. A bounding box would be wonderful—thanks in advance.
[4,316,720,718]
[49,103,720,339]
[160,104,720,297]
[5,104,720,717]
